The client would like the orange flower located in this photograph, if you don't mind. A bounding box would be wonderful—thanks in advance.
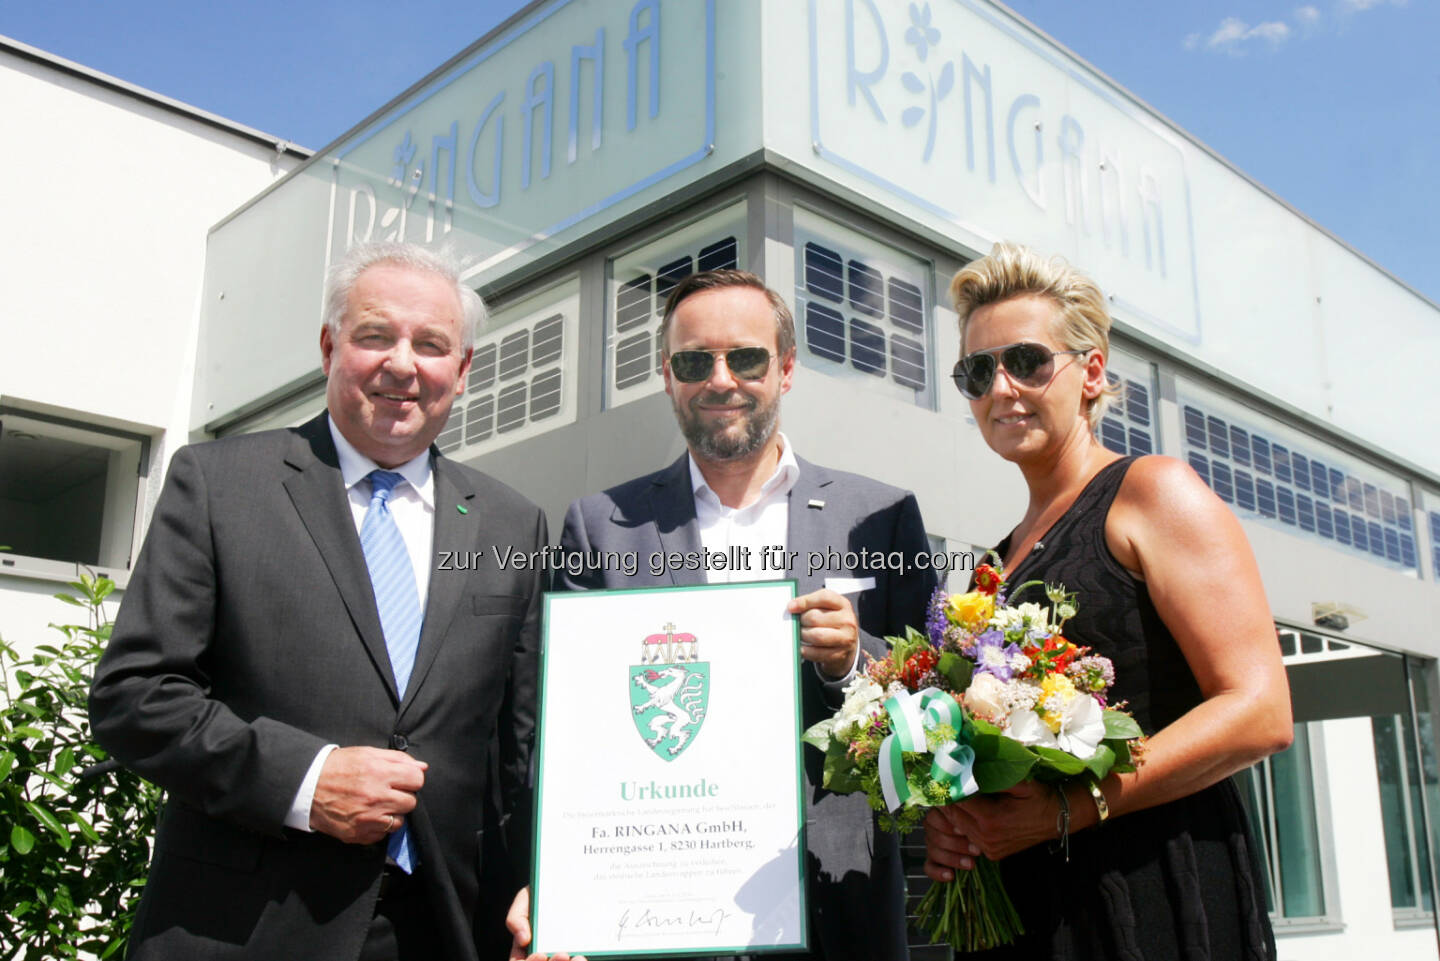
[1043,635,1081,672]
[974,564,1002,595]
[901,648,940,688]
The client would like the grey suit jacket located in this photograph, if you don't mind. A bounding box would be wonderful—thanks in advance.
[558,453,935,961]
[90,413,545,961]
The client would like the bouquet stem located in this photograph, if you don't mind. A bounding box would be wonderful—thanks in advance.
[914,856,1024,952]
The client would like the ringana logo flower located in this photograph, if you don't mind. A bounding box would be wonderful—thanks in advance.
[905,3,941,62]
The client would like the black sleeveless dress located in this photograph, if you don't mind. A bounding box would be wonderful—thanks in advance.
[970,457,1276,961]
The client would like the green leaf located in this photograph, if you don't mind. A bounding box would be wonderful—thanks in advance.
[25,801,72,849]
[1102,710,1143,740]
[37,769,73,790]
[52,594,85,607]
[1081,743,1116,780]
[65,810,100,845]
[970,716,1002,738]
[1031,746,1086,776]
[971,735,1037,792]
[801,721,833,752]
[0,750,15,779]
[11,824,35,855]
[936,652,973,692]
[9,725,45,741]
[821,737,864,794]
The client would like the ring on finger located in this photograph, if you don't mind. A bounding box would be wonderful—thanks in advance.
[386,815,396,833]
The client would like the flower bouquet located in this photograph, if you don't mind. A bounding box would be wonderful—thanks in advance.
[801,563,1145,951]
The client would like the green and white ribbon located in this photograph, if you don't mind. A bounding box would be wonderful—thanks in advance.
[879,687,980,812]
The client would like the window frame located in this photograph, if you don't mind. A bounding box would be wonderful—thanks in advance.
[0,406,152,585]
[1240,719,1344,933]
[790,203,938,412]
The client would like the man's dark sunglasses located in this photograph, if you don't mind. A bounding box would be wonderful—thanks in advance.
[952,342,1087,399]
[667,347,773,383]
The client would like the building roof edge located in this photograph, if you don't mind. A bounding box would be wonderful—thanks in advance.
[0,32,311,160]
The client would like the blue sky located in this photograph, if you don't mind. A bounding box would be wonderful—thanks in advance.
[4,0,1435,303]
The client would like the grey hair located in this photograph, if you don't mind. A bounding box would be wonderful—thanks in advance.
[323,241,485,350]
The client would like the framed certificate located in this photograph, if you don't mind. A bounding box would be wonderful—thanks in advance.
[531,581,808,957]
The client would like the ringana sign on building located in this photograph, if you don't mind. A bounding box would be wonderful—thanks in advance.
[195,0,1440,479]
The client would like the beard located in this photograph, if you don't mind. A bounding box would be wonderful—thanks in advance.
[674,389,780,462]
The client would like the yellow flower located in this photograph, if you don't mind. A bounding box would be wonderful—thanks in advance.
[1037,674,1078,733]
[946,591,995,632]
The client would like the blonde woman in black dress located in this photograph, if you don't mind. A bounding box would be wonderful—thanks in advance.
[924,243,1293,959]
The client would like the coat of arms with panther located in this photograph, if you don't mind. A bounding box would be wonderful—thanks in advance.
[628,623,709,760]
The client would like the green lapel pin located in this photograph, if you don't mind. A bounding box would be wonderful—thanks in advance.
[456,504,469,514]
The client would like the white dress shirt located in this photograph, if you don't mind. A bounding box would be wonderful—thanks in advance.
[283,420,437,831]
[689,433,800,584]
[689,434,858,680]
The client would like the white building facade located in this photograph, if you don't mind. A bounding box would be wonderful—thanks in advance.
[0,37,306,654]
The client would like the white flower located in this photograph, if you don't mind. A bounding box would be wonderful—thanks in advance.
[989,607,1023,631]
[1003,694,1106,759]
[1054,694,1105,758]
[1004,707,1055,748]
[964,672,1008,723]
[1015,602,1049,633]
[835,676,885,734]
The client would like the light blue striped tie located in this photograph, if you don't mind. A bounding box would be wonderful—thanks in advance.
[360,469,421,873]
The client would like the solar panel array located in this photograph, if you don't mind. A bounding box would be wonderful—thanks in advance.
[796,237,928,397]
[437,288,576,456]
[1098,374,1155,458]
[1181,402,1418,571]
[611,237,740,396]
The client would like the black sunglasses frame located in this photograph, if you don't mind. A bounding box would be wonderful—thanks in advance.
[952,342,1088,399]
[666,346,773,384]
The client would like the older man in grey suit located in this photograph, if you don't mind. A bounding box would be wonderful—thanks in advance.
[545,270,936,961]
[90,243,552,961]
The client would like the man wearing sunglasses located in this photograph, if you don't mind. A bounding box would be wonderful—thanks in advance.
[547,269,935,961]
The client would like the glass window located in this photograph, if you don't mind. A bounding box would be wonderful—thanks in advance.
[605,202,746,409]
[437,277,579,456]
[793,207,933,407]
[1239,724,1328,920]
[1373,711,1437,918]
[1098,353,1155,457]
[1176,383,1420,575]
[0,412,146,571]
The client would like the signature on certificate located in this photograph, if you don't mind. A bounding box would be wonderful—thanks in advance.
[616,904,734,941]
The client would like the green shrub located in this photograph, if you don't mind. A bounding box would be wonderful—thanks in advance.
[0,573,160,960]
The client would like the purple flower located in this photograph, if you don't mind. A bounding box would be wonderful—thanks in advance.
[973,630,1023,682]
[925,588,949,648]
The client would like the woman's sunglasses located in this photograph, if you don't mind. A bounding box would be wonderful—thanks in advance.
[952,342,1088,399]
[667,347,773,384]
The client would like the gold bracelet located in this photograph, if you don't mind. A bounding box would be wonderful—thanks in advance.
[1086,779,1110,823]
